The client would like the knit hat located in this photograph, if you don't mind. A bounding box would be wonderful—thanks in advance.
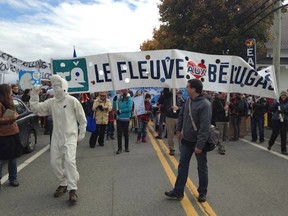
[280,90,287,97]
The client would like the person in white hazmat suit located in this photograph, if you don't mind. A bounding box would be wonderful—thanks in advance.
[29,75,87,203]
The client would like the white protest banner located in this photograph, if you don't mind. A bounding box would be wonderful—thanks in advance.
[133,95,145,116]
[0,50,51,80]
[51,49,278,99]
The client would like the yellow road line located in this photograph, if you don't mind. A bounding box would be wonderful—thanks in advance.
[148,125,217,216]
[147,128,199,216]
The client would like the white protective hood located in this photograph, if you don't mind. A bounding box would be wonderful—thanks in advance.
[50,75,68,100]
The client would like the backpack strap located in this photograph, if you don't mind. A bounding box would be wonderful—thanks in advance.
[188,98,197,131]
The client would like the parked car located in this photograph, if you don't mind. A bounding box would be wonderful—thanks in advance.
[13,97,38,153]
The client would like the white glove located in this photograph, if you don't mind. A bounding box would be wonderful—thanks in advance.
[77,132,85,143]
[31,85,41,96]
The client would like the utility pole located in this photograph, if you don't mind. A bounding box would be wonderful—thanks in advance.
[272,0,281,93]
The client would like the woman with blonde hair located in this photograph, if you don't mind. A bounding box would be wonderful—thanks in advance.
[89,91,112,147]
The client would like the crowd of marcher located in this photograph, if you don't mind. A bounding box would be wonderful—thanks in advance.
[151,88,288,156]
[9,82,281,156]
[1,77,288,205]
[208,90,288,155]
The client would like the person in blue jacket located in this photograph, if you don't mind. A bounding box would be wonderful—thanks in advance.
[113,89,133,154]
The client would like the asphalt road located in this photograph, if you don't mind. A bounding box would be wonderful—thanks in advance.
[0,125,288,216]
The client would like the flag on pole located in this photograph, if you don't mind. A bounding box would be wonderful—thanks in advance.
[74,45,87,102]
[73,45,77,58]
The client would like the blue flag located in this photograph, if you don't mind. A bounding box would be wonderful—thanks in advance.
[73,46,77,58]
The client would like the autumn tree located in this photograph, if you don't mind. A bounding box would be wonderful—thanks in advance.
[140,0,283,59]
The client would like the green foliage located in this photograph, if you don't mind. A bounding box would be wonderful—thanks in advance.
[140,0,282,59]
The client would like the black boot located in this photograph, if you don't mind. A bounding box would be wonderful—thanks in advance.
[117,136,122,154]
[89,132,97,148]
[116,149,122,154]
[124,135,129,152]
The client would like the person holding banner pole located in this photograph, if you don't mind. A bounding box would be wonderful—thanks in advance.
[172,88,176,111]
[176,90,185,152]
[226,92,230,117]
[212,92,229,154]
[158,88,179,155]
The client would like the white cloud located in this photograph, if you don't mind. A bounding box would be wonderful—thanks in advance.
[0,0,160,62]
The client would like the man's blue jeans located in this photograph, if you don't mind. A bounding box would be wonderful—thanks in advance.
[174,140,208,196]
[0,159,17,181]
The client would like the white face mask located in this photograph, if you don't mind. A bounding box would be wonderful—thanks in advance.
[53,85,65,100]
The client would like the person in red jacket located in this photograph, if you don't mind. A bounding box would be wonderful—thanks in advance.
[136,94,152,143]
[107,109,115,140]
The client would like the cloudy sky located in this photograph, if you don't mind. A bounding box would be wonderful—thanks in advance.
[0,0,161,62]
[1,0,287,63]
